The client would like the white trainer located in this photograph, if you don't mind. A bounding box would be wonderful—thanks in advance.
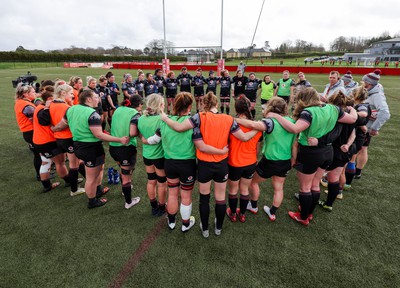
[181,216,195,232]
[246,202,258,214]
[263,205,276,222]
[70,187,85,197]
[125,197,141,209]
[199,222,209,238]
[168,219,176,230]
[214,218,222,236]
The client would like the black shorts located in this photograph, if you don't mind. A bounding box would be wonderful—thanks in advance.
[166,93,176,99]
[245,94,257,103]
[206,88,216,95]
[194,88,204,97]
[56,138,75,153]
[277,95,290,104]
[110,145,137,167]
[249,97,257,103]
[101,99,109,112]
[220,89,230,97]
[260,99,269,105]
[327,147,351,171]
[143,156,165,170]
[180,86,191,93]
[362,132,372,147]
[165,159,197,184]
[34,141,63,159]
[228,163,256,181]
[197,158,229,183]
[294,145,333,175]
[22,130,35,151]
[326,157,347,171]
[74,141,105,168]
[256,157,291,179]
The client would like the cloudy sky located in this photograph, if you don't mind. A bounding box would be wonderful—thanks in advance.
[1,0,399,52]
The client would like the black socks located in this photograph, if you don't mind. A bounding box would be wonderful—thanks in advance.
[122,182,132,204]
[199,194,210,231]
[215,200,226,230]
[299,192,312,220]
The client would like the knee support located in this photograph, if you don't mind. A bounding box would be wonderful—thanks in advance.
[167,181,180,188]
[181,182,194,191]
[40,156,53,174]
[147,172,157,180]
[157,175,167,183]
[121,168,132,176]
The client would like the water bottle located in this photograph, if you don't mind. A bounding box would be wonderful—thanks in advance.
[107,168,113,184]
[113,169,120,184]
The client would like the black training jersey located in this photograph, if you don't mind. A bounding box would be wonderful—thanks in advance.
[219,76,232,97]
[205,77,218,93]
[144,80,158,97]
[154,75,165,95]
[192,75,206,95]
[244,78,261,99]
[177,73,192,89]
[107,82,120,105]
[164,78,179,96]
[232,76,248,96]
[121,82,137,98]
[135,80,145,97]
[96,85,111,101]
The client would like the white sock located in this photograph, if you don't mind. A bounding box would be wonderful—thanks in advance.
[180,203,192,221]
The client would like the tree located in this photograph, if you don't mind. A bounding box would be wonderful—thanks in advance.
[145,39,175,56]
[15,46,27,52]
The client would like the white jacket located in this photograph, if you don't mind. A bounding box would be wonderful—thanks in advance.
[365,84,390,131]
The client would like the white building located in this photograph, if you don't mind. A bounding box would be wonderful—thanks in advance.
[343,38,400,64]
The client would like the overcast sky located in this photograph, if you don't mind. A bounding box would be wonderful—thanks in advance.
[1,0,399,52]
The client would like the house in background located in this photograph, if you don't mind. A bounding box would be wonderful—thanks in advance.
[177,50,215,63]
[343,38,400,63]
[226,47,271,59]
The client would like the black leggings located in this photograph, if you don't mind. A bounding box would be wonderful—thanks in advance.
[23,130,41,177]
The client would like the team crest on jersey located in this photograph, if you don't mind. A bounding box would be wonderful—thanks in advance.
[86,161,93,166]
[171,83,175,86]
[281,83,286,87]
[123,160,128,164]
[188,176,193,181]
[68,146,74,152]
[44,152,51,158]
[150,85,154,89]
[238,81,242,86]
[249,82,254,86]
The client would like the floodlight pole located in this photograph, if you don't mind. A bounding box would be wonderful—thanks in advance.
[220,0,224,59]
[163,0,167,59]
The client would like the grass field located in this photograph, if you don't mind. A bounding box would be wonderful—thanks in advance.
[0,67,399,288]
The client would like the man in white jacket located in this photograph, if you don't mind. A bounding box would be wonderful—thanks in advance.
[355,69,390,178]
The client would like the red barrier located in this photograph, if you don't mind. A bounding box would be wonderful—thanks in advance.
[112,63,400,76]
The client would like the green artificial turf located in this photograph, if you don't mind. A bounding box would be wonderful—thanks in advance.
[0,67,399,288]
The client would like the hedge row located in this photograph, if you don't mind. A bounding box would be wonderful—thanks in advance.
[0,52,187,63]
